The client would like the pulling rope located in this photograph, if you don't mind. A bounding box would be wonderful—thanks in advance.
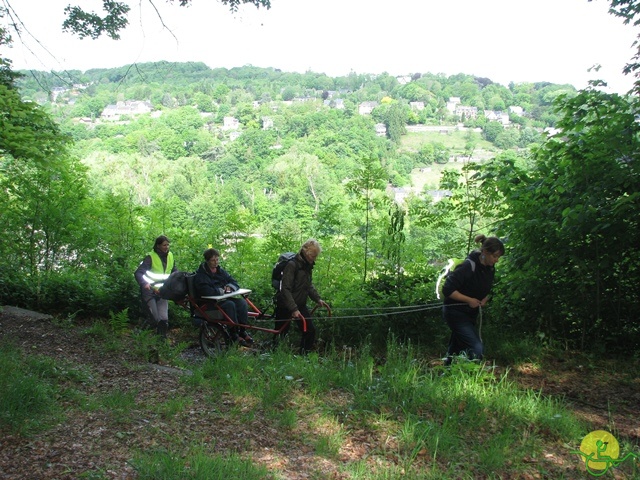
[252,303,482,324]
[251,301,478,323]
[250,302,446,323]
[312,303,445,321]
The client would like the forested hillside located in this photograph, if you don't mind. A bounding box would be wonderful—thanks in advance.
[3,2,640,477]
[3,53,640,353]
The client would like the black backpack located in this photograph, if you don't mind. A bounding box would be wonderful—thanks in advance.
[271,252,296,291]
[435,257,476,300]
[158,271,192,301]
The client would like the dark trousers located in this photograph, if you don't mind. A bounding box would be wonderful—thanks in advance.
[216,298,249,335]
[275,304,316,354]
[443,307,484,360]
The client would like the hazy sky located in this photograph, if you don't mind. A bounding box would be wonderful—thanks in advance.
[4,0,638,93]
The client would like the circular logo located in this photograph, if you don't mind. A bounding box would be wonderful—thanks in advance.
[579,430,620,472]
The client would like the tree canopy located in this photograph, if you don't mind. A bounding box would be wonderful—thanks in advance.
[591,0,640,93]
[62,0,272,40]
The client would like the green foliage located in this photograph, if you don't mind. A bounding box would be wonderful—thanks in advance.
[0,84,70,163]
[491,88,640,351]
[29,268,135,317]
[373,101,408,144]
[63,0,131,40]
[129,329,162,362]
[4,48,640,353]
[482,121,503,143]
[494,127,521,149]
[0,152,89,276]
[109,308,131,334]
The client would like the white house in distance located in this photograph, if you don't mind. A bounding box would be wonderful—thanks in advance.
[375,123,387,136]
[484,110,510,125]
[324,98,345,109]
[359,101,378,115]
[262,117,274,130]
[455,105,478,119]
[444,95,523,125]
[101,101,153,121]
[446,97,461,113]
[222,116,240,130]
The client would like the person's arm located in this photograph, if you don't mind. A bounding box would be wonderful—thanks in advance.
[448,290,483,309]
[134,256,152,290]
[307,283,328,309]
[221,268,239,293]
[279,261,299,316]
[308,283,320,303]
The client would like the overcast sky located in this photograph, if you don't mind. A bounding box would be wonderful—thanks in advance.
[4,0,638,93]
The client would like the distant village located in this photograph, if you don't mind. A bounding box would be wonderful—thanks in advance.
[51,80,529,143]
[48,78,540,206]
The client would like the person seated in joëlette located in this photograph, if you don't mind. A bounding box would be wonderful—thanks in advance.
[194,248,253,347]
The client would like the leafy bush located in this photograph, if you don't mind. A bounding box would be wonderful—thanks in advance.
[20,268,140,320]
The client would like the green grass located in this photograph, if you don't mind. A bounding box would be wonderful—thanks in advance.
[131,447,274,480]
[84,389,138,423]
[401,128,501,191]
[1,329,611,478]
[0,344,69,435]
[177,339,588,477]
[401,129,497,154]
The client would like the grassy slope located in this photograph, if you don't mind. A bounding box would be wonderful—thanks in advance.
[3,312,638,479]
[401,128,500,191]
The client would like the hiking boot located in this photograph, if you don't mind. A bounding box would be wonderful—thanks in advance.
[238,332,254,345]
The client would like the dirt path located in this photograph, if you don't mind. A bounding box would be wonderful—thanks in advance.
[1,307,638,479]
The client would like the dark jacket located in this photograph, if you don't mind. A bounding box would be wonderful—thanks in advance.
[194,262,240,298]
[277,251,321,314]
[443,250,495,316]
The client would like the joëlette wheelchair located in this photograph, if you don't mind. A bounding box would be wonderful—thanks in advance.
[176,274,330,357]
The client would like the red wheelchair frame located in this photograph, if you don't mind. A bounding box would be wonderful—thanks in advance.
[177,275,330,357]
